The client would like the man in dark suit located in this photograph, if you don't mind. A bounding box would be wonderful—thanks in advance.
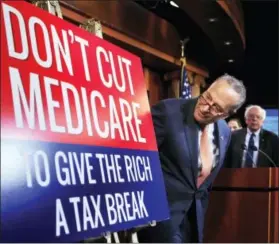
[228,118,242,131]
[138,74,246,243]
[225,105,279,168]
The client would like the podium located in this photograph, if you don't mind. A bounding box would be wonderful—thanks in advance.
[204,168,279,243]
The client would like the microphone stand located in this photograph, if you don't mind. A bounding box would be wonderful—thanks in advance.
[252,146,278,167]
[241,144,256,167]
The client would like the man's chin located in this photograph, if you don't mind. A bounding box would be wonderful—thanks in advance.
[194,112,212,125]
[252,127,260,131]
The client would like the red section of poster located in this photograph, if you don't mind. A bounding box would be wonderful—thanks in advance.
[1,1,157,151]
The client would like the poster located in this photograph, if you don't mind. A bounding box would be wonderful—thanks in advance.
[263,108,278,135]
[0,1,169,242]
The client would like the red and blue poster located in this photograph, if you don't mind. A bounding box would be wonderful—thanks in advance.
[0,1,169,242]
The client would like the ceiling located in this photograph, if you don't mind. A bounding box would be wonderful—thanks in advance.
[136,0,278,108]
[211,1,278,109]
[135,0,245,73]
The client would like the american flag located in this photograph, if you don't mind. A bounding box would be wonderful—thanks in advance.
[180,56,192,99]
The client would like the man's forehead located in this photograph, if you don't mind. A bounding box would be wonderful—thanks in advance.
[209,79,229,89]
[248,107,261,114]
[209,80,235,94]
[209,81,239,101]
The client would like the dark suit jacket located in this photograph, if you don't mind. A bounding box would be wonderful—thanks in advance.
[224,128,279,168]
[138,98,231,242]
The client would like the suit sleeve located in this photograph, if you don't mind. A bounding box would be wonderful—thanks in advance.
[151,101,167,148]
[271,134,279,166]
[223,131,233,168]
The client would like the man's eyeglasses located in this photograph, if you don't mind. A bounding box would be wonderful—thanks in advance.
[199,93,226,115]
[247,114,263,120]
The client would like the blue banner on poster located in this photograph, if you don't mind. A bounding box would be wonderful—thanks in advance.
[1,140,168,242]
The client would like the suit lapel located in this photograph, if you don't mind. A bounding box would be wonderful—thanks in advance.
[215,121,227,167]
[259,129,266,150]
[237,129,247,167]
[203,122,226,184]
[181,99,199,184]
[258,129,266,166]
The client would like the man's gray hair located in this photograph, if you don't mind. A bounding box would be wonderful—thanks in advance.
[244,105,266,120]
[216,74,246,112]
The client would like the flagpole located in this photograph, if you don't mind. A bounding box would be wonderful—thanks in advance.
[180,38,190,97]
[180,38,189,58]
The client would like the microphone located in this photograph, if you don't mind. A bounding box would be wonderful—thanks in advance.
[250,145,277,168]
[241,144,256,167]
[241,144,247,150]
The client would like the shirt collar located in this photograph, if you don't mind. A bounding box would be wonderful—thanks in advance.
[208,123,214,135]
[198,123,214,132]
[247,128,261,137]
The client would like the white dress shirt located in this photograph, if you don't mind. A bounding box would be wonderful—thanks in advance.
[242,128,261,167]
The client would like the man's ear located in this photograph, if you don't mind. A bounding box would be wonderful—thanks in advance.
[222,114,229,120]
[229,109,237,116]
[223,109,235,120]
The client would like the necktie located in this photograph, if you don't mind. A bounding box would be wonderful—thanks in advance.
[212,127,218,168]
[245,133,255,167]
[197,126,213,188]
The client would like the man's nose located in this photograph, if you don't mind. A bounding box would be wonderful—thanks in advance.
[201,104,210,112]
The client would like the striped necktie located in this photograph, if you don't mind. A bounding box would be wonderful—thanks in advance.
[245,133,256,167]
[197,126,213,187]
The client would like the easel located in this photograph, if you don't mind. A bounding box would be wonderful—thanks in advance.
[31,0,63,18]
[125,220,157,243]
[31,1,157,242]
